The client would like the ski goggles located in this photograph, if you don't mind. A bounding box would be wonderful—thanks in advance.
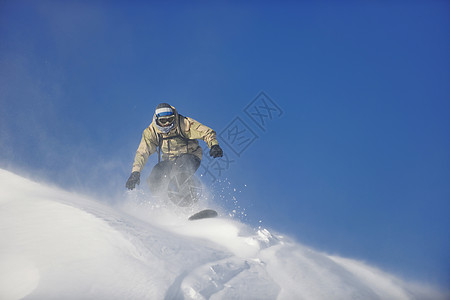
[158,115,175,125]
[155,107,173,118]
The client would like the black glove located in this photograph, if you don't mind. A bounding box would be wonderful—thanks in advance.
[126,171,140,190]
[209,145,223,158]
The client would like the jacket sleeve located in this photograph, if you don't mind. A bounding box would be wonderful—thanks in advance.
[132,127,158,173]
[183,117,219,148]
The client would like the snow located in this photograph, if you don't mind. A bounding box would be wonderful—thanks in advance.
[0,169,445,299]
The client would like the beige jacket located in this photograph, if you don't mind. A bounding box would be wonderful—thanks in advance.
[131,106,219,173]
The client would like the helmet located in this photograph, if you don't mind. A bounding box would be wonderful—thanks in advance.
[155,103,175,133]
[155,103,174,118]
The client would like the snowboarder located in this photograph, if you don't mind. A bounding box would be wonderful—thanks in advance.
[125,103,223,198]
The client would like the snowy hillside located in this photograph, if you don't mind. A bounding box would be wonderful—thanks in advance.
[0,169,444,299]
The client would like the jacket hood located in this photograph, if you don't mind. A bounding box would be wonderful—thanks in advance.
[152,105,179,134]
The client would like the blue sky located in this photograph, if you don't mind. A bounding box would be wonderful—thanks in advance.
[1,0,449,287]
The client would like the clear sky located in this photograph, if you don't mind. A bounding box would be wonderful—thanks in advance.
[1,0,449,288]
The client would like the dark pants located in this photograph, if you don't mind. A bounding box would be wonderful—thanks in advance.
[147,154,201,195]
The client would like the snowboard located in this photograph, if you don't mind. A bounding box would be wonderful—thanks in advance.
[188,209,218,221]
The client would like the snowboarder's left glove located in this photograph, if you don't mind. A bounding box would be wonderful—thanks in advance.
[209,145,223,158]
[126,171,140,190]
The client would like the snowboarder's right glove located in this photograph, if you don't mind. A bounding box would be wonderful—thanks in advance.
[126,171,140,190]
[209,145,223,158]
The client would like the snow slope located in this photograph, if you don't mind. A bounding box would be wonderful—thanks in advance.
[0,169,445,299]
